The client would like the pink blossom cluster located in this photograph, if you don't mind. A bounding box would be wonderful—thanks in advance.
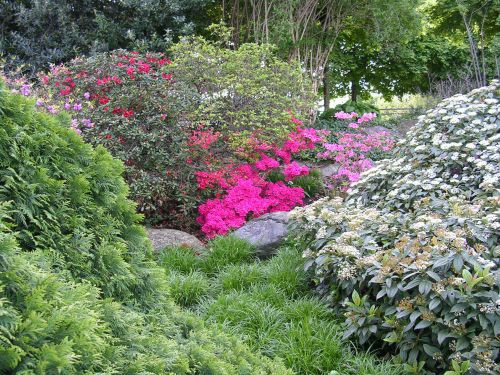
[194,124,328,237]
[197,179,304,238]
[283,161,309,181]
[318,113,393,189]
[334,111,358,120]
[347,112,377,129]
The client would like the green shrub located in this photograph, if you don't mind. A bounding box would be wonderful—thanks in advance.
[202,290,287,356]
[0,78,157,303]
[263,246,309,297]
[168,270,211,307]
[0,0,211,76]
[290,169,325,198]
[291,82,500,373]
[170,35,315,147]
[331,100,380,117]
[276,318,343,375]
[31,50,201,230]
[0,81,294,374]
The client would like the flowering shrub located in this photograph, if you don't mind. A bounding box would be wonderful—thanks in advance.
[193,123,328,237]
[6,50,205,229]
[6,40,318,231]
[315,111,394,189]
[170,36,316,145]
[290,82,500,373]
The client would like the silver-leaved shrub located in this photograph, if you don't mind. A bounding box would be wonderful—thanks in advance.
[290,81,499,374]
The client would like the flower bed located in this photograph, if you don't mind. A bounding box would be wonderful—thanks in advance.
[315,111,394,189]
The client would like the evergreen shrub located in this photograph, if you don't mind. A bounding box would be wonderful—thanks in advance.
[291,82,500,373]
[0,81,293,374]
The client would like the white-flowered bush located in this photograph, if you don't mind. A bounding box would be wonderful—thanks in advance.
[290,81,500,374]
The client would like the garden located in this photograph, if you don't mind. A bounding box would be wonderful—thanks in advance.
[0,1,498,374]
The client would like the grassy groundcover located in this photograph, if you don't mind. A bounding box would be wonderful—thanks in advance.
[159,236,405,375]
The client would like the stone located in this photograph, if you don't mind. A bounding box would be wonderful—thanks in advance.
[319,163,340,178]
[146,228,205,252]
[362,125,392,135]
[233,211,289,258]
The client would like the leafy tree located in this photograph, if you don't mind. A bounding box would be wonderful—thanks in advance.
[427,0,499,87]
[324,0,425,103]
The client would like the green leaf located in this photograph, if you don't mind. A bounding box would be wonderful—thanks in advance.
[437,329,450,345]
[429,298,440,311]
[414,320,432,330]
[352,290,361,306]
[423,344,440,356]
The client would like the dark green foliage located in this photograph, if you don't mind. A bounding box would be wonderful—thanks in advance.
[333,100,380,116]
[168,270,211,307]
[160,246,200,274]
[215,263,266,292]
[0,79,157,303]
[0,81,294,374]
[0,0,213,77]
[199,236,256,275]
[262,246,309,297]
[266,169,324,198]
[290,170,325,199]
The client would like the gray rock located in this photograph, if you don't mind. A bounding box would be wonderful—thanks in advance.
[147,228,205,252]
[233,212,289,258]
[362,125,392,135]
[319,163,340,178]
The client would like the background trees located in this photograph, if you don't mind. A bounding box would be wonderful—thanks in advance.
[1,0,497,102]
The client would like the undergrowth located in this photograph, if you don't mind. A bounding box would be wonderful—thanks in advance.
[159,236,405,375]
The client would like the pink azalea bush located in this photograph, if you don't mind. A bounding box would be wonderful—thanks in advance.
[193,121,328,237]
[318,111,394,190]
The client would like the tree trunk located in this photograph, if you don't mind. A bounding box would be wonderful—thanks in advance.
[351,79,358,102]
[323,64,330,110]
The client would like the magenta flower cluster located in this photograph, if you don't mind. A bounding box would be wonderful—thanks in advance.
[195,124,328,237]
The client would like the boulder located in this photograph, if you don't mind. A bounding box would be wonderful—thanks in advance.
[233,211,289,258]
[147,228,205,252]
[319,163,340,178]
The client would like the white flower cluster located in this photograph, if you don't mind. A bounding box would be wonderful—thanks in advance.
[347,80,499,209]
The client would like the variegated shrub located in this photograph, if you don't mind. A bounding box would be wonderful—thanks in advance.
[290,81,499,374]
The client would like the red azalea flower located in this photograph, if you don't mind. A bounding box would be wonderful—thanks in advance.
[158,58,171,66]
[41,75,49,84]
[99,96,110,105]
[59,86,71,95]
[138,63,151,73]
[123,109,134,118]
[105,134,112,139]
[162,73,172,80]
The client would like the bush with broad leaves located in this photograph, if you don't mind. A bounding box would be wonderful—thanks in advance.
[290,81,500,374]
